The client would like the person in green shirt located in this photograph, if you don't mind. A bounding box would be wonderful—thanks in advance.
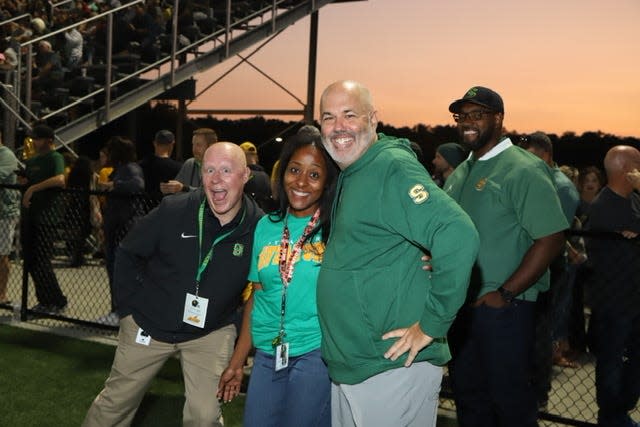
[444,86,568,427]
[21,124,67,313]
[317,80,479,427]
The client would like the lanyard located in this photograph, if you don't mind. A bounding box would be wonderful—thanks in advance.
[272,208,320,348]
[195,199,244,297]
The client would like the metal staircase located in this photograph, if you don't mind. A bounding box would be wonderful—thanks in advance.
[1,0,339,152]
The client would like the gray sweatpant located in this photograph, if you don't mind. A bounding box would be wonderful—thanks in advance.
[331,361,443,427]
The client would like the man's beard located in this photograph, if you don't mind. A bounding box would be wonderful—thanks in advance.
[459,126,495,152]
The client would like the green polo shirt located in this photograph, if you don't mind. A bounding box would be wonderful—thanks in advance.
[445,141,568,301]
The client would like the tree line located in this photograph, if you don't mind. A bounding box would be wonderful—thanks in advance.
[74,102,640,176]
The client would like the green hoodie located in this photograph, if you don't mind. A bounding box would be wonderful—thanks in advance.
[317,133,479,384]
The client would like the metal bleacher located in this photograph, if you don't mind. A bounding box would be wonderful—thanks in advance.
[0,0,340,153]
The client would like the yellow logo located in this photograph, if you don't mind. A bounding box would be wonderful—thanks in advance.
[409,184,429,204]
[475,178,488,191]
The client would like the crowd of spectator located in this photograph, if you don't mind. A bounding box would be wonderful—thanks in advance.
[0,0,302,143]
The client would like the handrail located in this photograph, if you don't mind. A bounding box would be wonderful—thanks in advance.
[16,0,145,118]
[20,0,144,48]
[0,82,77,157]
[0,13,31,27]
[7,0,319,146]
[49,0,74,8]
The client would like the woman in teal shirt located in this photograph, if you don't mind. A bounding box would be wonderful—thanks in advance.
[218,131,338,427]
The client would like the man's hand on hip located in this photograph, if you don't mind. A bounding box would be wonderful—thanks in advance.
[382,322,433,367]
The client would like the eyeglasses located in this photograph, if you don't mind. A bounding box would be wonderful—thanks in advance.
[452,110,494,123]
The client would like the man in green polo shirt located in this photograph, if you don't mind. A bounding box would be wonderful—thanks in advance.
[21,124,67,313]
[444,87,568,427]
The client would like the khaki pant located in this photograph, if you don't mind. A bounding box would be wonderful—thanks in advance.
[82,315,236,427]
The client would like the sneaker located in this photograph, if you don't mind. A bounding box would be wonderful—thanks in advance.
[49,303,67,314]
[31,303,67,314]
[95,312,120,326]
[30,303,53,313]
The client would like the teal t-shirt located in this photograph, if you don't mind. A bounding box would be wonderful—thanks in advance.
[248,213,324,356]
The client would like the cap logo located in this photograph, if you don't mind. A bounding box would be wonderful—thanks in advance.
[465,87,479,99]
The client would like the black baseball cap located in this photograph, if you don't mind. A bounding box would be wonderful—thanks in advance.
[449,86,504,114]
[154,129,175,144]
[30,124,55,139]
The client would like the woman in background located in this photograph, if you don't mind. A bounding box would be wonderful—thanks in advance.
[101,136,144,323]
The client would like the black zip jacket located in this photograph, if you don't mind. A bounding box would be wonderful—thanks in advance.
[114,189,263,343]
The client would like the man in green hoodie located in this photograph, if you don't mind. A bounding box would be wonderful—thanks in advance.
[317,80,480,426]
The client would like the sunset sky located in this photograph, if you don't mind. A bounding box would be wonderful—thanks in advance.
[188,0,640,138]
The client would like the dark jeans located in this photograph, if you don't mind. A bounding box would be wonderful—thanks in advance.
[590,308,640,427]
[450,300,538,427]
[23,220,67,307]
[243,349,331,427]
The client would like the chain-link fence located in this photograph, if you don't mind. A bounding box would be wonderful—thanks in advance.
[438,228,639,426]
[1,185,638,426]
[0,185,158,336]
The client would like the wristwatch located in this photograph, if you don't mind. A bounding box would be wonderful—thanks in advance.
[497,286,515,304]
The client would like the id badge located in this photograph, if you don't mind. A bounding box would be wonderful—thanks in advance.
[135,328,151,346]
[275,342,289,371]
[183,293,209,328]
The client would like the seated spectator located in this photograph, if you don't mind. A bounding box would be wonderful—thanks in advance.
[2,48,18,70]
[32,40,65,96]
[0,52,11,71]
[129,3,162,57]
[63,22,84,69]
[31,17,48,36]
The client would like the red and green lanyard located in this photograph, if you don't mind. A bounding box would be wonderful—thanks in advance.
[271,208,321,348]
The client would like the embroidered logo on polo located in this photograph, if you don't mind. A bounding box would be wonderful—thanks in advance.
[475,178,488,191]
[408,184,429,204]
[233,243,244,257]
